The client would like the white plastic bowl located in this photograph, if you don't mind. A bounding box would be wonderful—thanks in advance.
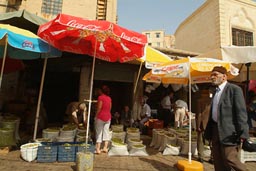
[20,143,40,162]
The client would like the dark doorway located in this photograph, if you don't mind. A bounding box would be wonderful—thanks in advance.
[43,71,80,123]
[93,80,133,114]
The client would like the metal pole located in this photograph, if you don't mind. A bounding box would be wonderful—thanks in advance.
[134,62,143,94]
[188,57,192,163]
[245,62,251,103]
[33,58,48,140]
[0,36,8,90]
[85,41,97,151]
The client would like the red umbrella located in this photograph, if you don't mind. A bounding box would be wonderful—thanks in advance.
[38,13,147,62]
[38,13,147,146]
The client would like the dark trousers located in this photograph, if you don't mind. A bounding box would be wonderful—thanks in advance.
[211,123,247,171]
[161,109,173,127]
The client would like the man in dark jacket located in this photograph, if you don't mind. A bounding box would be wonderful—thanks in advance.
[204,66,249,171]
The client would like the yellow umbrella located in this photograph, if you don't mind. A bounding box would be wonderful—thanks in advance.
[143,57,239,163]
[134,46,172,93]
[138,46,172,68]
[143,57,239,84]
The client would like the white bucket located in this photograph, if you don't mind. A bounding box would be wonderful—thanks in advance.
[111,125,123,132]
[20,143,40,162]
[127,138,142,150]
[42,129,59,141]
[56,136,74,142]
[112,131,126,143]
[60,129,76,137]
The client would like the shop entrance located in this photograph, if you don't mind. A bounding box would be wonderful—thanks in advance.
[93,80,133,114]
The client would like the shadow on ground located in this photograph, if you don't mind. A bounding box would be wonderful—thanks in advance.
[139,158,178,171]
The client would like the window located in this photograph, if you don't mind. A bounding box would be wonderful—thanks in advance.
[156,42,161,47]
[232,28,253,46]
[155,33,161,38]
[41,0,63,16]
[145,33,150,38]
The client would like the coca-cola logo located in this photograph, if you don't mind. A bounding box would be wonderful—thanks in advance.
[66,20,101,30]
[120,33,143,44]
[22,40,34,49]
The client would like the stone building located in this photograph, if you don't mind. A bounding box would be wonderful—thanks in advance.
[0,0,117,22]
[142,30,175,48]
[174,0,256,81]
[175,0,256,52]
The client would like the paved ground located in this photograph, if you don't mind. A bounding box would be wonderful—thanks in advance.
[0,135,255,171]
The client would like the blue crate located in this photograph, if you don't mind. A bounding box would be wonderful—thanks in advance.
[37,143,58,163]
[57,144,76,162]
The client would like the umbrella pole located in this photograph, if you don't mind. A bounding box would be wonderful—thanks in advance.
[85,42,97,150]
[188,69,192,163]
[176,58,203,171]
[0,37,8,90]
[33,58,48,140]
[245,62,251,103]
[134,62,143,95]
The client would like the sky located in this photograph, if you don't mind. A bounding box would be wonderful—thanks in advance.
[117,0,206,35]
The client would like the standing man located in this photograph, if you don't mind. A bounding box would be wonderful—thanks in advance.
[204,66,249,171]
[160,91,174,127]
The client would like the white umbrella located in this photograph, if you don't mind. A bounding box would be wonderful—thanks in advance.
[197,45,256,97]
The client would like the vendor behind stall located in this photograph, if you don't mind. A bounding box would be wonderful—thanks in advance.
[65,102,87,128]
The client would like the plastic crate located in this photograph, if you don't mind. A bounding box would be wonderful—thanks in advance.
[57,144,76,162]
[239,149,256,163]
[37,143,58,163]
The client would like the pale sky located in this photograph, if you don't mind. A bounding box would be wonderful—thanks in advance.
[117,0,256,35]
[117,0,206,34]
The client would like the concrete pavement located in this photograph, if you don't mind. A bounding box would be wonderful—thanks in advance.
[0,135,255,171]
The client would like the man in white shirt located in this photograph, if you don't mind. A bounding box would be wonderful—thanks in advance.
[160,91,174,127]
[174,99,188,128]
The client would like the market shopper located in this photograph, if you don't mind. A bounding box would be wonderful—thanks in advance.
[174,99,188,128]
[94,85,112,154]
[204,66,249,171]
[120,105,132,130]
[65,101,87,128]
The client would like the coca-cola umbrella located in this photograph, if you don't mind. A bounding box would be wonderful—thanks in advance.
[38,13,147,146]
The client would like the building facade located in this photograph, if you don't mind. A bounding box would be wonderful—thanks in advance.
[0,0,117,22]
[175,0,256,52]
[174,0,256,81]
[142,30,175,48]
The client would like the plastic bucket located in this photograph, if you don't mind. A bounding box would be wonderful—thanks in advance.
[0,128,16,146]
[20,143,40,162]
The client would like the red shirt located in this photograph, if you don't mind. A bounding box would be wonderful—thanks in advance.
[97,94,112,121]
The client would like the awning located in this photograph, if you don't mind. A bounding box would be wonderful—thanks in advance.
[0,10,48,33]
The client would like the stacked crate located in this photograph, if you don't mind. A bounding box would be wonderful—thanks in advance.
[147,119,164,136]
[37,143,58,162]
